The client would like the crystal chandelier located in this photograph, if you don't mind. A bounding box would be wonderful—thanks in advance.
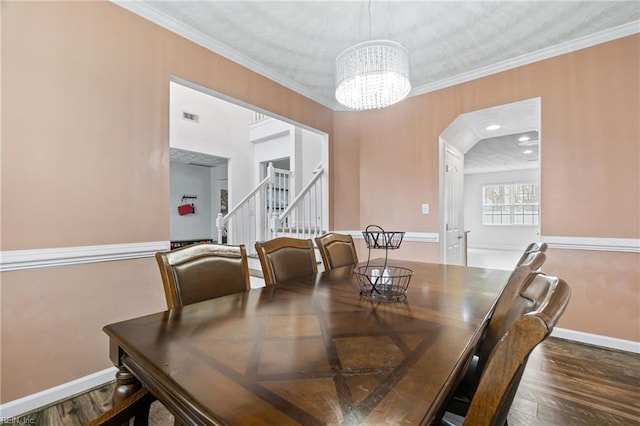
[335,40,411,110]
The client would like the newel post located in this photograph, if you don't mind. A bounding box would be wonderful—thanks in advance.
[216,213,225,244]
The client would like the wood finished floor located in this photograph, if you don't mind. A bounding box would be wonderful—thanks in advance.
[5,337,639,426]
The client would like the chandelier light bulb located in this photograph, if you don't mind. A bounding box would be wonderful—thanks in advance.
[335,40,411,110]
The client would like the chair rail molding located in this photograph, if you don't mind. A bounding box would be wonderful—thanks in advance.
[0,241,170,272]
[337,230,439,244]
[542,236,640,253]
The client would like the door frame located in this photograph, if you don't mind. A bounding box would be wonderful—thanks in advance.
[438,98,542,265]
[439,140,465,264]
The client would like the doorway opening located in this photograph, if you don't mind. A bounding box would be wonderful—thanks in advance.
[439,98,541,268]
[168,77,329,251]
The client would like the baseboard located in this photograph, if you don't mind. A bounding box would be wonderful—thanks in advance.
[551,328,640,354]
[0,367,117,419]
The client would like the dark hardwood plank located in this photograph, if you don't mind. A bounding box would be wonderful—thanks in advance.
[508,338,640,426]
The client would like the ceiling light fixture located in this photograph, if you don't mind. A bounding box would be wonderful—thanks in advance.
[523,149,534,154]
[518,136,530,142]
[486,124,501,131]
[335,2,410,110]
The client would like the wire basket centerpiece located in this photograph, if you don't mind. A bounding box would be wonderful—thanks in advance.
[354,265,413,300]
[355,225,413,300]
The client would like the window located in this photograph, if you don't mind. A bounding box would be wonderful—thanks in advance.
[482,183,539,225]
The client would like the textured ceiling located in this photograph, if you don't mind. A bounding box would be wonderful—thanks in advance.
[115,1,639,110]
[441,97,540,173]
[170,147,227,168]
[465,130,540,174]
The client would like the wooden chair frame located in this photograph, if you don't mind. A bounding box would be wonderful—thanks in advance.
[315,232,358,271]
[255,237,317,286]
[155,243,250,309]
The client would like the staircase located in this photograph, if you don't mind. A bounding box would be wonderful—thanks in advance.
[216,162,327,257]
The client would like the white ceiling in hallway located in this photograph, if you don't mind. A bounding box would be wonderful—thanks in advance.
[441,98,540,174]
[114,1,639,110]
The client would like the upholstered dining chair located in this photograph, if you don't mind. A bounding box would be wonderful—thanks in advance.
[440,275,571,425]
[516,241,548,267]
[446,250,547,415]
[315,232,359,271]
[254,237,317,286]
[155,243,250,309]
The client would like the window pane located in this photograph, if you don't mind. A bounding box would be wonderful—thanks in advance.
[483,184,511,206]
[514,183,539,204]
[514,204,539,225]
[483,205,511,225]
[482,182,537,226]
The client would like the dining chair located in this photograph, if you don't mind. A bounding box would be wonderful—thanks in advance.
[446,251,546,415]
[87,388,155,426]
[314,232,359,271]
[516,241,548,267]
[440,275,571,425]
[155,243,250,309]
[254,237,317,286]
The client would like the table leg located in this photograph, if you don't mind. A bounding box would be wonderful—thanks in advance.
[113,366,141,404]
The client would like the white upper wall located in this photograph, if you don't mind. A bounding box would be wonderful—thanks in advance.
[464,168,540,250]
[169,81,328,238]
[170,81,254,207]
[169,161,213,240]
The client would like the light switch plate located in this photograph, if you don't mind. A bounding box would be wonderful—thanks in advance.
[422,203,429,214]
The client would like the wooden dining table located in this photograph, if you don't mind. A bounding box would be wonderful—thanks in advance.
[104,259,511,425]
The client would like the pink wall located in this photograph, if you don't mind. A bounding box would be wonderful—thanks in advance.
[1,2,332,403]
[333,35,640,342]
[1,1,638,404]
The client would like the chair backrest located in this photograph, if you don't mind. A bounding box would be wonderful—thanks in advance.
[463,276,571,426]
[516,241,548,266]
[477,251,546,374]
[254,237,317,286]
[155,243,250,309]
[314,232,359,271]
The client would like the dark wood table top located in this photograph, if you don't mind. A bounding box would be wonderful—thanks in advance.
[104,259,510,425]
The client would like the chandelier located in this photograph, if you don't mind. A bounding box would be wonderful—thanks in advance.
[335,40,411,110]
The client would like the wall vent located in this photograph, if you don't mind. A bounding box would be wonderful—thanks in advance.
[182,111,199,123]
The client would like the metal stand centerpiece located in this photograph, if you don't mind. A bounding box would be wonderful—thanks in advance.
[353,225,413,300]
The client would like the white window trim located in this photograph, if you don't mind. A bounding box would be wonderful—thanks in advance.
[482,181,539,226]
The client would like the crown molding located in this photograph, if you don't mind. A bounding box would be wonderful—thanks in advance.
[111,0,335,109]
[113,1,638,112]
[0,241,170,272]
[410,20,640,98]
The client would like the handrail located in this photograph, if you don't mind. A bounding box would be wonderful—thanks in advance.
[222,174,270,222]
[278,162,324,221]
[216,163,275,245]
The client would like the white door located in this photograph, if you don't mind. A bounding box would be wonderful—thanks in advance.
[444,145,465,265]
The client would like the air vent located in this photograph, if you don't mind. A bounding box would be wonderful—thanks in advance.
[182,112,199,123]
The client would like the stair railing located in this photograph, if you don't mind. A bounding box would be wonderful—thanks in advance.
[271,162,326,241]
[216,162,290,255]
